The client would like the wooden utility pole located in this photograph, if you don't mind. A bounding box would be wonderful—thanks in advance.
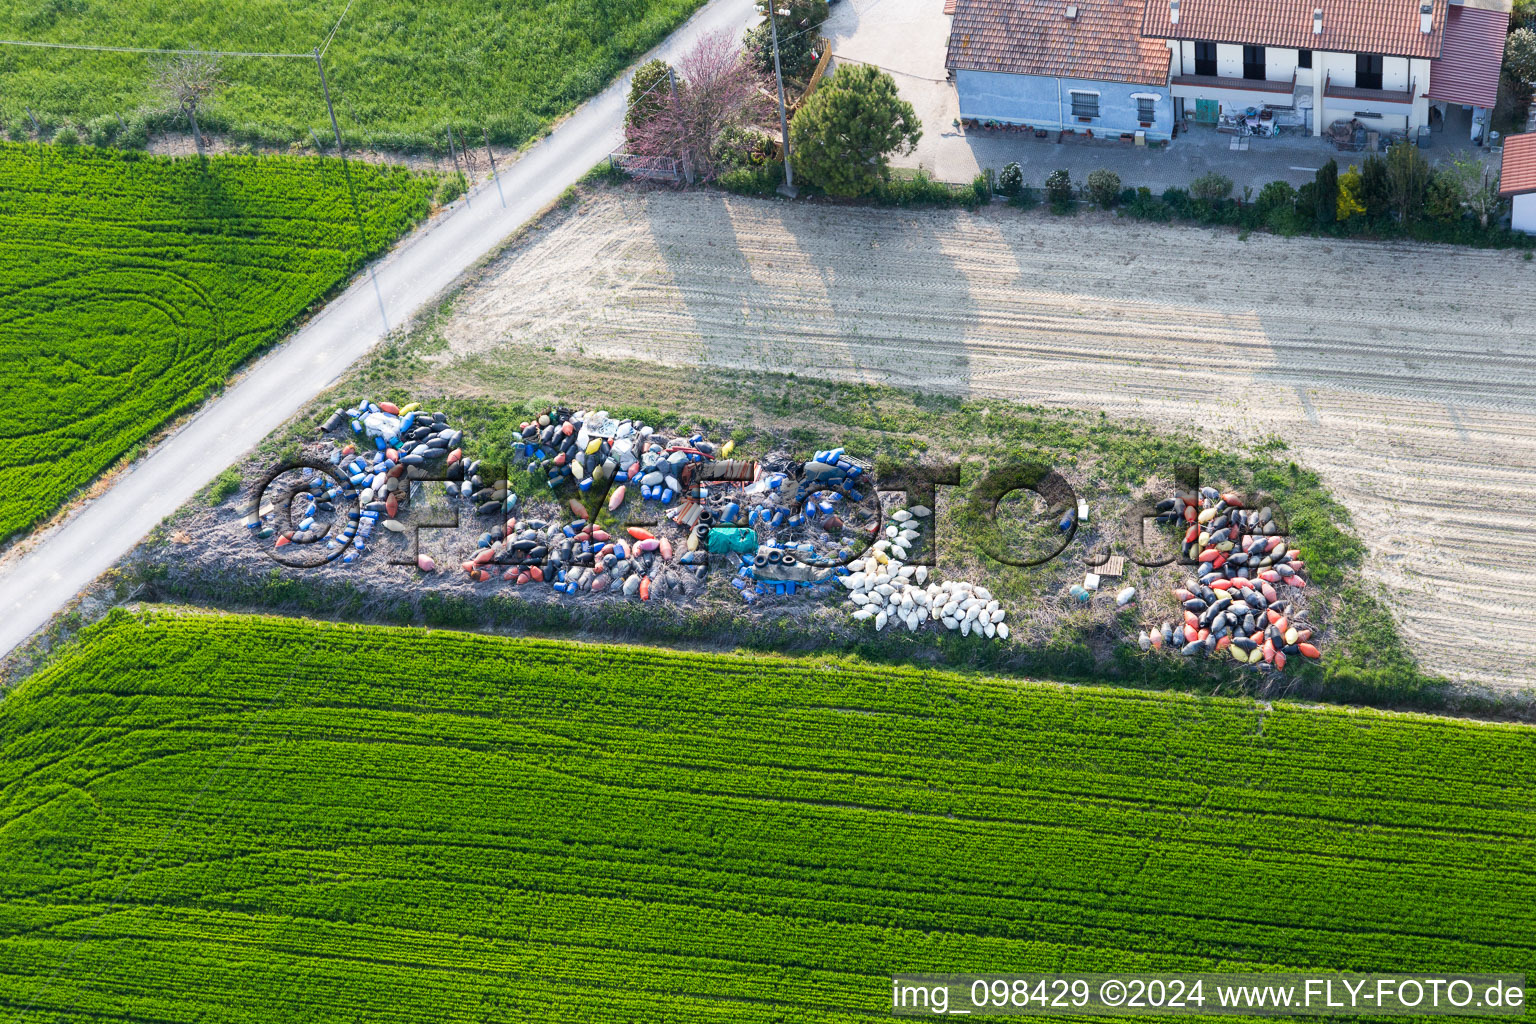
[313,47,344,154]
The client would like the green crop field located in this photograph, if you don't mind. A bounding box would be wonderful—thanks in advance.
[0,0,706,150]
[1,611,1532,1022]
[0,143,433,542]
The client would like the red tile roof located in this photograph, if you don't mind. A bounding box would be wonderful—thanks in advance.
[1499,134,1536,196]
[1142,0,1447,59]
[947,0,1173,84]
[1427,4,1508,109]
[944,0,957,14]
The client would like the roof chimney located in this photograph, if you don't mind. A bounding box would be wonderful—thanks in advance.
[1169,0,1180,24]
[1420,1,1433,32]
[1312,8,1323,34]
[1065,4,1078,17]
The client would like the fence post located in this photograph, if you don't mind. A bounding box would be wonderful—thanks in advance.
[483,127,498,181]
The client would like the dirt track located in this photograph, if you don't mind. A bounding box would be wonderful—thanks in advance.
[438,190,1536,690]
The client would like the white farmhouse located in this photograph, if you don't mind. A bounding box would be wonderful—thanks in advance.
[1140,0,1507,139]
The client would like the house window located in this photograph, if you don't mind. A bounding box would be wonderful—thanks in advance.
[1194,41,1217,76]
[1356,53,1384,90]
[1242,45,1266,80]
[1298,48,1312,69]
[1070,91,1099,119]
[1136,97,1156,123]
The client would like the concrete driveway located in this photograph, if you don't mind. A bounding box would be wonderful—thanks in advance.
[823,0,1499,191]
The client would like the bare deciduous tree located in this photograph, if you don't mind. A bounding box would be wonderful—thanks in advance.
[155,54,224,155]
[627,31,769,182]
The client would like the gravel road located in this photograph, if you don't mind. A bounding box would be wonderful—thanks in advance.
[440,190,1536,690]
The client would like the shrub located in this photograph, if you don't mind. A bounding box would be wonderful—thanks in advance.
[1188,171,1233,202]
[1123,186,1173,222]
[1385,142,1429,223]
[53,125,80,147]
[1255,180,1296,217]
[84,114,119,147]
[971,167,996,203]
[1160,187,1191,217]
[1084,168,1122,208]
[626,59,673,135]
[436,171,468,204]
[1337,165,1366,221]
[119,114,151,149]
[1312,159,1339,226]
[1506,27,1536,89]
[1008,184,1040,210]
[1044,168,1073,208]
[1425,169,1465,222]
[717,163,783,196]
[1360,155,1390,221]
[712,124,772,172]
[874,169,966,207]
[996,161,1023,197]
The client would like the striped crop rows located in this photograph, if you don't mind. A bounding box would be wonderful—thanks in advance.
[0,143,433,541]
[0,611,1531,1022]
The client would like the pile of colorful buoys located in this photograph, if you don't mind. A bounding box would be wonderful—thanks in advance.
[1139,487,1319,670]
[840,506,1011,639]
[247,400,488,565]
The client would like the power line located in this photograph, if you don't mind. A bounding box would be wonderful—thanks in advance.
[319,0,356,59]
[0,38,313,58]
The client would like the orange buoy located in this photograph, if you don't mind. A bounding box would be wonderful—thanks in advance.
[659,538,672,560]
[1274,650,1287,671]
[627,527,656,541]
[274,534,291,548]
[569,499,589,519]
[639,577,651,600]
[530,566,544,583]
[1215,635,1232,652]
[1298,642,1321,659]
[473,549,494,565]
[447,448,462,465]
[378,401,399,415]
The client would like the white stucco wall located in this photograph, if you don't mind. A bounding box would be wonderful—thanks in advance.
[1266,47,1300,83]
[1513,193,1536,234]
[1216,43,1242,77]
[1318,50,1355,88]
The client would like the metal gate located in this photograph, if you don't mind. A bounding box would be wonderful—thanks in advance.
[1194,98,1219,124]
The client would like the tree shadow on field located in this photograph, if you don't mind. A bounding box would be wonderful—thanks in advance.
[641,190,976,398]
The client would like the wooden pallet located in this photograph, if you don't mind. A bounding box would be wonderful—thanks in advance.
[1091,555,1126,578]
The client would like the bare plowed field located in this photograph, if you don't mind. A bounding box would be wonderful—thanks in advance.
[438,191,1536,689]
